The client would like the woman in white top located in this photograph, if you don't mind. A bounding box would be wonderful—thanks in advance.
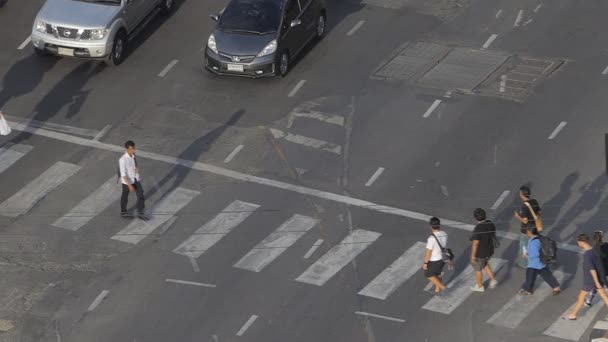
[423,217,452,295]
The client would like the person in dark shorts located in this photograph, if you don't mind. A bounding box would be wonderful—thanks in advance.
[566,234,608,320]
[519,227,561,296]
[585,231,608,307]
[514,186,542,268]
[470,208,499,292]
[423,217,453,295]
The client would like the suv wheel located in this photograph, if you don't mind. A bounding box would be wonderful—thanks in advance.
[160,0,173,14]
[105,31,126,67]
[316,13,326,39]
[33,47,47,56]
[278,51,289,77]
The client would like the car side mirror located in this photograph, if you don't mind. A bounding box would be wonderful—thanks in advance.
[290,19,302,27]
[210,14,220,21]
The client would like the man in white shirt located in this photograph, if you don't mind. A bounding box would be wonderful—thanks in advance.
[119,140,145,219]
[423,217,452,295]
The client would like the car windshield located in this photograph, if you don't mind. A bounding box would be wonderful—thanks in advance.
[218,0,281,34]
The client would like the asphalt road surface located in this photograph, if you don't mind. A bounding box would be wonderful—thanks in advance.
[1,0,608,341]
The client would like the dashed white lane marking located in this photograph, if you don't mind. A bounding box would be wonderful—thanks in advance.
[491,190,510,210]
[224,145,244,163]
[93,125,112,142]
[347,20,365,36]
[158,59,178,77]
[87,290,109,312]
[495,9,503,19]
[9,122,583,253]
[441,185,449,197]
[533,4,542,12]
[422,100,442,118]
[288,110,345,127]
[288,80,306,97]
[236,315,258,336]
[166,279,216,288]
[548,121,567,140]
[269,128,342,155]
[354,311,405,323]
[303,239,324,259]
[513,10,524,27]
[17,35,31,50]
[365,167,385,187]
[499,75,507,92]
[602,65,608,75]
[189,257,200,273]
[482,34,498,50]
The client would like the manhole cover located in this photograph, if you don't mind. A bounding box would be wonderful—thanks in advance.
[373,42,450,81]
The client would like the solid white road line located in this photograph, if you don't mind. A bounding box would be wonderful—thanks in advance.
[365,167,385,187]
[499,75,507,92]
[93,125,112,141]
[0,162,81,217]
[513,10,524,27]
[269,128,342,155]
[296,229,381,286]
[52,177,119,231]
[224,145,244,163]
[354,311,405,323]
[482,34,498,50]
[495,9,503,19]
[422,258,507,314]
[165,279,216,288]
[236,315,258,336]
[87,290,109,312]
[111,187,200,244]
[544,301,605,341]
[487,271,568,328]
[17,36,31,50]
[347,20,365,36]
[189,257,200,273]
[288,80,306,97]
[289,110,345,127]
[5,116,101,138]
[158,59,178,77]
[0,143,33,175]
[358,242,426,300]
[490,190,510,210]
[303,238,324,259]
[234,214,318,272]
[548,121,567,140]
[173,200,260,258]
[422,100,441,118]
[8,122,583,253]
[602,65,608,75]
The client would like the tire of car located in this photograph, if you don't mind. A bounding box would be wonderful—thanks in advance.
[316,12,326,39]
[277,51,290,77]
[33,47,47,56]
[105,30,127,67]
[160,0,173,15]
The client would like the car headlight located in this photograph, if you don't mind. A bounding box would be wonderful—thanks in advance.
[207,34,218,54]
[90,28,107,40]
[257,39,277,57]
[35,20,47,33]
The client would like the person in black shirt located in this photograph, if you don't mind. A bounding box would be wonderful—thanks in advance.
[514,186,542,268]
[584,231,608,307]
[470,208,499,292]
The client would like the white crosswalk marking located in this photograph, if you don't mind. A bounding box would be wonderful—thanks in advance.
[487,270,569,328]
[295,229,381,286]
[358,242,426,300]
[52,177,120,231]
[287,110,345,128]
[234,214,318,272]
[111,188,200,244]
[0,161,81,217]
[422,258,507,314]
[173,200,260,258]
[269,128,342,155]
[544,299,605,341]
[0,144,33,175]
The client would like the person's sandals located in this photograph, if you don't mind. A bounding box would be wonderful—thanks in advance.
[518,289,532,295]
[552,289,562,296]
[562,316,577,321]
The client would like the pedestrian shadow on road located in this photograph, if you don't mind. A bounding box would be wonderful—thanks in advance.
[541,172,579,238]
[0,53,58,109]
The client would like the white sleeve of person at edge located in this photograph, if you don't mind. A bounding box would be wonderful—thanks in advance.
[0,112,11,136]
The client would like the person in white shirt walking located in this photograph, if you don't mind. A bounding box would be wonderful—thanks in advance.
[423,217,453,295]
[119,140,145,219]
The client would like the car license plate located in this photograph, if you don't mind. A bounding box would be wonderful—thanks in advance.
[58,47,74,56]
[227,64,244,72]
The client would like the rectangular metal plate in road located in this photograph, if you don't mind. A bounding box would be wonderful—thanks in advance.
[373,42,450,81]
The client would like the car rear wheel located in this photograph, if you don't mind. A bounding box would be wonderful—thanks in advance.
[105,31,126,67]
[316,13,326,39]
[160,0,173,14]
[278,51,289,77]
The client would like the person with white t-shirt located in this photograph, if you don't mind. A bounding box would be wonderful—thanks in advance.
[423,217,453,295]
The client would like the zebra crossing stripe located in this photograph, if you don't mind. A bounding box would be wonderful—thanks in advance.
[295,229,381,286]
[422,258,507,314]
[234,214,318,272]
[0,144,33,175]
[0,161,81,218]
[111,188,200,244]
[487,270,569,329]
[544,299,605,341]
[52,177,120,231]
[173,200,260,258]
[358,242,426,300]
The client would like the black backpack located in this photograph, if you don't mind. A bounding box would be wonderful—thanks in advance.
[538,235,557,265]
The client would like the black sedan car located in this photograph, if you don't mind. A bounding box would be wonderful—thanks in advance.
[205,0,326,77]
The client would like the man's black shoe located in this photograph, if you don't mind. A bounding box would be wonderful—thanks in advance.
[137,213,149,221]
[121,212,134,219]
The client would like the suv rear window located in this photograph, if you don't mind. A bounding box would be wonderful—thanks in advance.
[219,0,282,34]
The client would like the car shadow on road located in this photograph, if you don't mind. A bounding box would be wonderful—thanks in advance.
[0,54,59,110]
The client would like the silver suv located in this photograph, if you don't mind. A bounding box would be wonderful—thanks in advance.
[31,0,174,66]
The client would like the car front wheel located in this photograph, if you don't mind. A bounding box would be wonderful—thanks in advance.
[105,31,126,66]
[277,51,289,77]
